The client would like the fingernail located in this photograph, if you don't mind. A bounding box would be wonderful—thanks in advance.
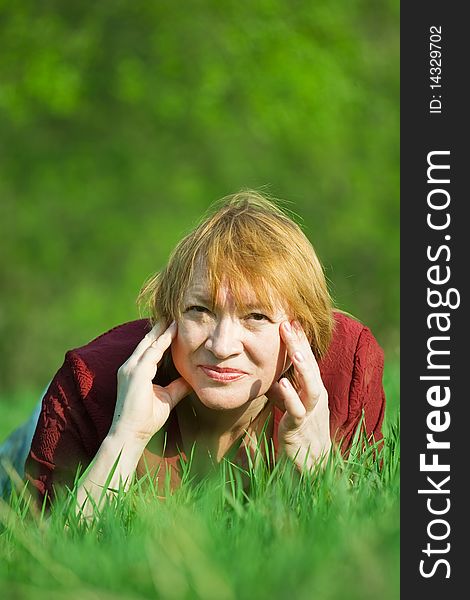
[284,321,291,333]
[293,351,304,362]
[281,378,291,388]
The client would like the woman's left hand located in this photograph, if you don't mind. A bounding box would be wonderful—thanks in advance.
[266,320,331,471]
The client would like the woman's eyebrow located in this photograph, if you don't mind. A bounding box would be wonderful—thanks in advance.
[184,290,279,313]
[185,291,211,304]
[243,303,268,311]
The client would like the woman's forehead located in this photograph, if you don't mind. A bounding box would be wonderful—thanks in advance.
[183,276,286,312]
[184,278,257,303]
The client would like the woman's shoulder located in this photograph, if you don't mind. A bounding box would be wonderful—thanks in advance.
[62,320,152,395]
[330,311,382,349]
[331,310,367,339]
[318,312,385,450]
[72,319,152,360]
[321,311,384,374]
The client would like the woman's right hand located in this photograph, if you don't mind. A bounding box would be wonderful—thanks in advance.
[111,321,192,442]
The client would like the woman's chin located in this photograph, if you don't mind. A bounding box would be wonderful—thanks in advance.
[186,379,262,411]
[193,389,252,411]
[179,371,267,412]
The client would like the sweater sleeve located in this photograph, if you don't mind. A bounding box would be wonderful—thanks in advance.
[24,351,97,506]
[334,326,386,452]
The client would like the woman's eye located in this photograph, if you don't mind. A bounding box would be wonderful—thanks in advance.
[247,313,270,322]
[187,305,210,314]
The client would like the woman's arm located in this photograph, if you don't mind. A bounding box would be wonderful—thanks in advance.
[267,319,386,469]
[74,428,149,518]
[25,321,190,516]
[335,325,386,452]
[74,321,190,518]
[267,320,332,471]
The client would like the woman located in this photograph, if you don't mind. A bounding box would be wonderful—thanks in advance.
[13,191,385,510]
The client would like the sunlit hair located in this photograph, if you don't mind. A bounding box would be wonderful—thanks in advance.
[138,190,334,367]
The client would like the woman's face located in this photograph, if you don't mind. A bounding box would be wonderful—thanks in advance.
[171,273,290,411]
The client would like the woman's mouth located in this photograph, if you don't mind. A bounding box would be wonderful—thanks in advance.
[199,365,247,382]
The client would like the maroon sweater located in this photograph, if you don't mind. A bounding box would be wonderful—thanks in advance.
[25,312,385,503]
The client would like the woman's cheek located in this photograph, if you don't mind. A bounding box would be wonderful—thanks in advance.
[271,338,288,380]
[280,339,290,372]
[253,329,284,381]
[178,319,206,350]
[171,321,190,371]
[170,337,183,373]
[171,320,203,371]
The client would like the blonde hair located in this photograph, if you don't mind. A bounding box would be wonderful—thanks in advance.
[138,190,333,365]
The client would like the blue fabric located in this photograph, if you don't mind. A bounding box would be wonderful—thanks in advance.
[0,390,45,498]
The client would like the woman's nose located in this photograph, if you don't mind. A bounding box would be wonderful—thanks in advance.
[204,318,243,359]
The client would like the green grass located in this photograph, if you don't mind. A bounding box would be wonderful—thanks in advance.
[0,365,399,600]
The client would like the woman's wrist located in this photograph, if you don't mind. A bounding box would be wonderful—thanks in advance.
[76,430,148,503]
[108,421,154,445]
[103,427,150,466]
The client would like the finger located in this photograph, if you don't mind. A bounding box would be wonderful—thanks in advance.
[294,323,322,380]
[164,377,193,410]
[280,321,323,409]
[138,321,177,367]
[130,321,169,362]
[277,378,306,428]
[290,349,324,412]
[280,321,318,371]
[266,381,286,411]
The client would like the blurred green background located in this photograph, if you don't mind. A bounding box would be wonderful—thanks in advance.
[0,0,399,398]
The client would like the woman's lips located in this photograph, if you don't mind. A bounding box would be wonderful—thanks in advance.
[199,365,247,382]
